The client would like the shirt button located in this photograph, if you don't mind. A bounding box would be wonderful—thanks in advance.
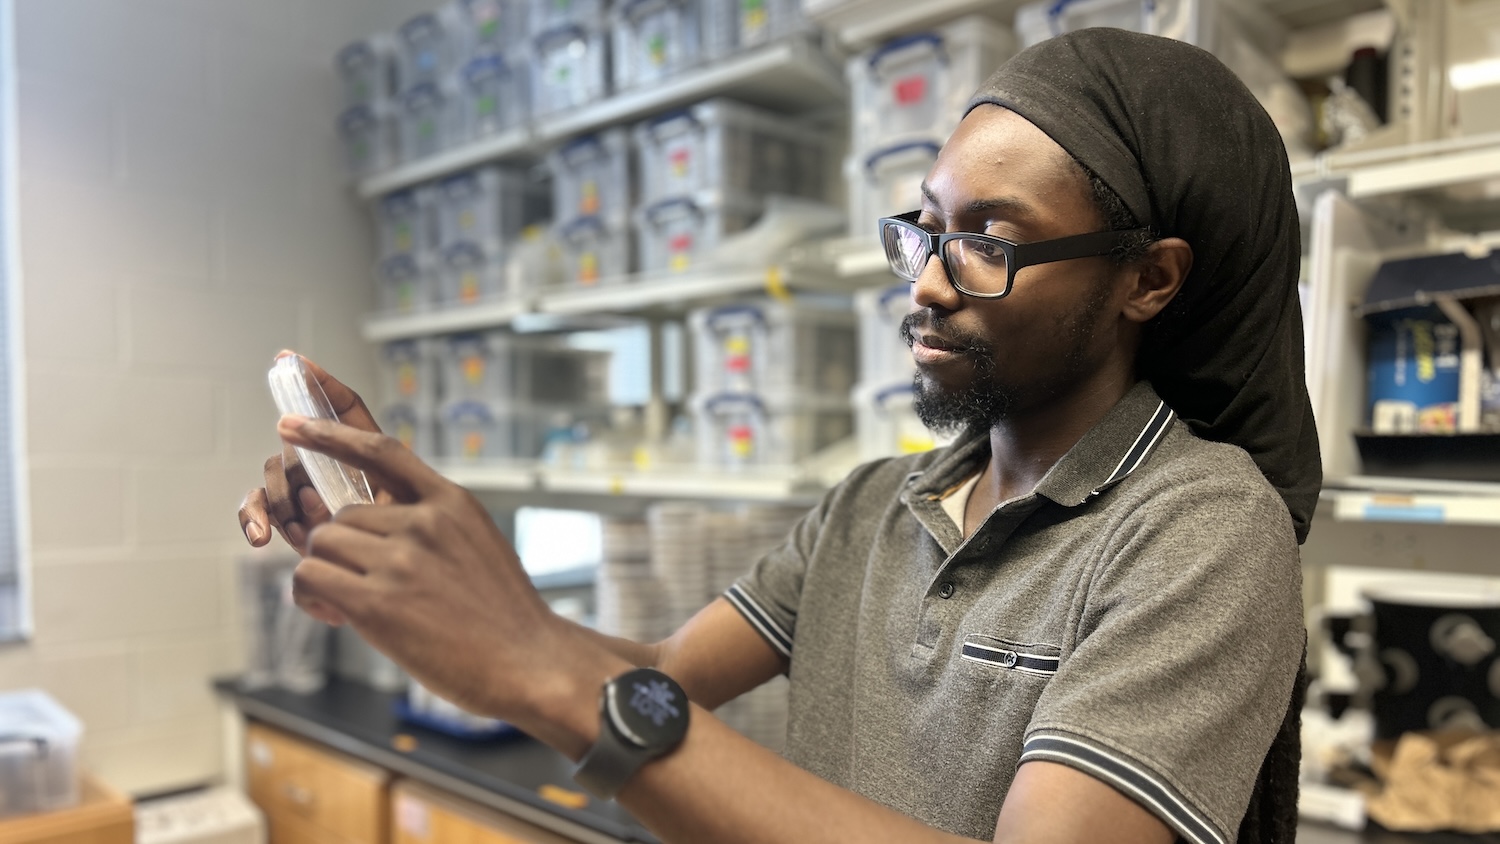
[938,582,955,599]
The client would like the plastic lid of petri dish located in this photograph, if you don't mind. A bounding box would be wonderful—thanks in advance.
[267,355,375,513]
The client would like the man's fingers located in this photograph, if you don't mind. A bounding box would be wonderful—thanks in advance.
[279,352,382,434]
[263,451,298,527]
[238,488,272,546]
[291,557,367,622]
[298,485,330,525]
[304,521,385,574]
[278,416,445,502]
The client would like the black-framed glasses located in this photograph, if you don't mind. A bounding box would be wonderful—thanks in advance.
[878,210,1150,299]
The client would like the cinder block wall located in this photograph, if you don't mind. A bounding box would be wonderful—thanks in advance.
[0,0,431,794]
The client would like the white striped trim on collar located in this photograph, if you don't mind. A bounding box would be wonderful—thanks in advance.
[1021,731,1226,844]
[1087,400,1175,501]
[724,585,793,659]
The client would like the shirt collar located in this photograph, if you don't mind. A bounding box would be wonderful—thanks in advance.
[906,381,1177,508]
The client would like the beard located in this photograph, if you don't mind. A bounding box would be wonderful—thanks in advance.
[899,281,1116,437]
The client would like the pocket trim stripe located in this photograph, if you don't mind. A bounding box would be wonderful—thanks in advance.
[960,642,1059,676]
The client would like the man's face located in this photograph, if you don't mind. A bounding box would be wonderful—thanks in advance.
[901,105,1127,433]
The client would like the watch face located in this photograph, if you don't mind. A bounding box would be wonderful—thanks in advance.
[606,668,689,750]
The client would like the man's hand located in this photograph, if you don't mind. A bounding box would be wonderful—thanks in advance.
[275,413,626,755]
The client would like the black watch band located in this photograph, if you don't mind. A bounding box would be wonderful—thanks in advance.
[572,668,690,801]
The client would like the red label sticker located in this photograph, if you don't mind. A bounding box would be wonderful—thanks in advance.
[893,74,928,105]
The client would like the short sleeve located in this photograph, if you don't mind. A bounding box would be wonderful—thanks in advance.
[724,494,832,661]
[1023,466,1304,844]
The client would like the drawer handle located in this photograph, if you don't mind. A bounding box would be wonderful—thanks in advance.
[283,783,315,809]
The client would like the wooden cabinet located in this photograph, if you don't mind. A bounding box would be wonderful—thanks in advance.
[391,780,581,844]
[0,774,134,844]
[246,722,391,844]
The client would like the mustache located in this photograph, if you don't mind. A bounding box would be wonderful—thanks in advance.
[898,311,994,358]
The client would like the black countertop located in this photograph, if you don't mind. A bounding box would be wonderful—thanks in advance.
[216,676,1496,844]
[215,676,657,844]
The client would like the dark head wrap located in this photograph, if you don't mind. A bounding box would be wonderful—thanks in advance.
[966,30,1314,844]
[966,28,1321,545]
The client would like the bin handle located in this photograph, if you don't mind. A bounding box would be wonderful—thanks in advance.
[0,734,48,759]
[703,394,765,413]
[867,32,945,69]
[1045,0,1151,37]
[704,303,767,330]
[559,133,605,156]
[863,141,942,176]
[400,12,440,41]
[620,0,676,15]
[534,22,588,47]
[446,401,493,422]
[462,54,508,82]
[337,105,374,131]
[558,215,606,236]
[877,284,909,308]
[643,196,700,219]
[873,383,916,407]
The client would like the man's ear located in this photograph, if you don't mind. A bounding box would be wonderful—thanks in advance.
[1121,237,1192,325]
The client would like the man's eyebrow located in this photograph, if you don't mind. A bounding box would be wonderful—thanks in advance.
[919,181,1040,224]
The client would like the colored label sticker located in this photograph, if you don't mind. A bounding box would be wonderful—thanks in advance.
[396,422,415,449]
[579,252,599,285]
[463,355,484,385]
[670,253,690,273]
[894,74,928,106]
[649,34,668,66]
[460,270,480,303]
[729,424,754,458]
[581,181,600,216]
[397,362,418,396]
[459,209,476,233]
[1361,504,1446,523]
[464,431,484,459]
[669,146,691,178]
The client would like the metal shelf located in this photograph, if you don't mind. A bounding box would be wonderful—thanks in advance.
[355,39,845,200]
[361,298,529,343]
[1293,131,1500,201]
[1324,482,1500,527]
[805,0,1021,49]
[427,462,826,502]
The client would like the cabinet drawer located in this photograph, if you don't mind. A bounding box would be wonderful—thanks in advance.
[247,722,390,844]
[391,780,583,844]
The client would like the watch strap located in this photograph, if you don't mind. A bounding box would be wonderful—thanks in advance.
[573,718,648,801]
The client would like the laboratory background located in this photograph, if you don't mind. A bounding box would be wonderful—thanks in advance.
[0,0,1497,841]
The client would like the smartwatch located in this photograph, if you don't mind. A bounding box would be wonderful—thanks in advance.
[572,667,691,800]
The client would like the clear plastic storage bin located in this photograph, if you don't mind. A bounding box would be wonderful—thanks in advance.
[633,99,831,205]
[398,79,463,162]
[703,0,805,57]
[397,6,467,89]
[378,187,439,259]
[557,216,633,286]
[459,52,529,138]
[384,403,441,459]
[531,23,611,114]
[435,166,545,249]
[848,16,1016,157]
[692,390,853,468]
[844,140,939,241]
[1016,0,1206,48]
[338,102,397,177]
[549,129,633,225]
[337,35,396,108]
[441,400,589,460]
[853,381,938,462]
[529,0,610,34]
[612,0,702,91]
[636,194,761,275]
[856,284,916,386]
[0,690,82,818]
[436,240,507,305]
[378,338,441,408]
[690,298,858,395]
[377,253,434,313]
[457,0,529,56]
[439,332,612,405]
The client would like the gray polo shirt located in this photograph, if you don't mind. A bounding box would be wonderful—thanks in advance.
[725,382,1303,844]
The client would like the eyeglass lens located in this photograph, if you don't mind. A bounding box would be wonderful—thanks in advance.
[882,221,1011,296]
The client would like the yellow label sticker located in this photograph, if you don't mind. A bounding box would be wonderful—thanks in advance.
[579,252,598,285]
[464,431,484,459]
[670,253,690,273]
[581,181,599,215]
[724,336,750,356]
[459,209,476,233]
[397,363,417,396]
[463,356,484,385]
[460,270,479,303]
[764,265,790,301]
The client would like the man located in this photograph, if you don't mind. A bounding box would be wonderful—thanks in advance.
[239,30,1315,844]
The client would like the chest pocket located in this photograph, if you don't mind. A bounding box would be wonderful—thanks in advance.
[958,633,1061,679]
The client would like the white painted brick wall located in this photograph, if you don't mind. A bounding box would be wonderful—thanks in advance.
[0,0,422,794]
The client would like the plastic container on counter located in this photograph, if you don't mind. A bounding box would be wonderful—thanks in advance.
[612,0,703,91]
[336,34,397,108]
[852,380,940,462]
[689,298,858,395]
[691,389,853,468]
[376,253,435,314]
[436,240,508,306]
[529,0,610,35]
[848,16,1016,158]
[855,283,916,387]
[337,101,397,178]
[458,51,529,139]
[635,193,762,275]
[398,78,463,162]
[456,0,530,57]
[703,0,806,57]
[377,186,440,260]
[396,5,468,89]
[549,129,634,225]
[438,331,612,405]
[531,22,611,114]
[0,690,82,819]
[556,215,634,287]
[633,99,832,205]
[435,166,546,250]
[440,400,605,461]
[383,403,441,460]
[844,140,939,241]
[377,338,441,408]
